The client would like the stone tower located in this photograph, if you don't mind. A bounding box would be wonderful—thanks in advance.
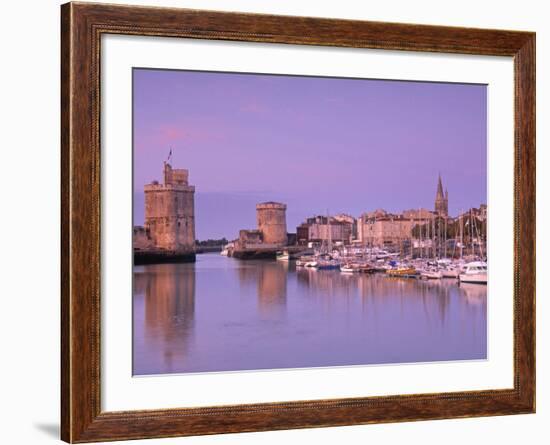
[144,162,195,254]
[434,173,449,217]
[256,202,287,245]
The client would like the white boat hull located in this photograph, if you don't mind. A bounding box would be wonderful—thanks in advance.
[421,271,442,279]
[459,273,487,284]
[340,266,359,273]
[441,269,459,278]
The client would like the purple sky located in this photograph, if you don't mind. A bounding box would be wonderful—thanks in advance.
[133,69,487,240]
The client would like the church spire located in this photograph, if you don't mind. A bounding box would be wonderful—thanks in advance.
[434,173,448,217]
[436,173,444,199]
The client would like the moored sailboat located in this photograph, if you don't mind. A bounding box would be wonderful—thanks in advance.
[420,268,443,279]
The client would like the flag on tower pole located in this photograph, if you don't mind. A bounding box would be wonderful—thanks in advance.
[167,147,172,162]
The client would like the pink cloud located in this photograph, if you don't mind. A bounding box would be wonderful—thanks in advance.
[154,122,226,146]
[159,125,187,142]
[133,119,235,159]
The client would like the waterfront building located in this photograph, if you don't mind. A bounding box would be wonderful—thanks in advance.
[333,213,357,241]
[133,162,196,259]
[480,204,487,220]
[363,208,389,219]
[296,215,350,246]
[357,213,415,248]
[296,223,310,246]
[458,205,488,222]
[402,208,435,220]
[356,174,453,248]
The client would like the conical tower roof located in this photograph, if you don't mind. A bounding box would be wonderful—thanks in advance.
[436,173,444,199]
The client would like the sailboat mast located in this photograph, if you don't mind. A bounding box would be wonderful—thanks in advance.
[428,217,431,259]
[327,209,332,254]
[418,216,425,259]
[444,216,447,258]
[455,219,458,259]
[470,209,474,257]
[473,214,483,258]
[460,209,463,260]
[432,219,435,260]
[426,218,429,259]
[439,217,442,259]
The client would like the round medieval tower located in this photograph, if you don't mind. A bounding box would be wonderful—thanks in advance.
[256,202,287,245]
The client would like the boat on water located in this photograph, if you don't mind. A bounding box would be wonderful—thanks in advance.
[314,259,340,270]
[420,268,443,279]
[441,266,460,278]
[371,261,391,273]
[459,261,487,284]
[374,250,400,260]
[220,243,232,256]
[437,258,452,267]
[296,253,315,267]
[303,260,318,268]
[280,249,315,263]
[340,263,375,273]
[386,266,418,278]
[276,250,291,262]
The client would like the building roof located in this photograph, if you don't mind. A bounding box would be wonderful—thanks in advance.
[257,201,285,206]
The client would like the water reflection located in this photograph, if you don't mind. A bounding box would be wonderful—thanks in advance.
[133,264,195,375]
[295,269,452,327]
[257,261,287,315]
[459,282,489,306]
[237,260,287,313]
[133,254,487,375]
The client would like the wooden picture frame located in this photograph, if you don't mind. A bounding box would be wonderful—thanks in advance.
[61,2,535,442]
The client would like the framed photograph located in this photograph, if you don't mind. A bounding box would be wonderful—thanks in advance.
[61,2,535,442]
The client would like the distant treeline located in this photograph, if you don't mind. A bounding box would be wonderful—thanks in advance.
[195,238,228,247]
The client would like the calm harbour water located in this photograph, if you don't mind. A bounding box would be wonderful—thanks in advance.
[133,253,487,376]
